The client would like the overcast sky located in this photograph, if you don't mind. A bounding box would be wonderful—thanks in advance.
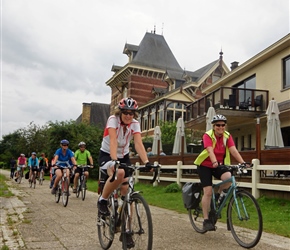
[1,0,289,139]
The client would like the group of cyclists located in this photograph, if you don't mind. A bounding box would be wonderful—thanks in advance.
[12,97,249,248]
[14,152,48,184]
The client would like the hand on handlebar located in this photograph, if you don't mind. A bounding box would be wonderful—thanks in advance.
[145,162,153,172]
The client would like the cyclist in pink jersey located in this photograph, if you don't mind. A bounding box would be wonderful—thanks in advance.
[15,153,27,181]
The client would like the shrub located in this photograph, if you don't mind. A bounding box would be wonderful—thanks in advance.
[164,183,181,193]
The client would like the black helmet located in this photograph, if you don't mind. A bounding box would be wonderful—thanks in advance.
[211,114,227,124]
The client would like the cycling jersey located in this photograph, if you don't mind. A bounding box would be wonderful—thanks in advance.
[28,157,39,167]
[54,148,74,166]
[18,156,26,165]
[100,115,141,159]
[74,149,91,165]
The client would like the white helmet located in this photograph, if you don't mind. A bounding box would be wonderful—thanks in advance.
[78,141,86,147]
[211,114,227,124]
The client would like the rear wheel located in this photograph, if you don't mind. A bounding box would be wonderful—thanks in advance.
[62,177,69,207]
[228,190,263,248]
[81,176,86,201]
[121,193,153,250]
[188,189,207,234]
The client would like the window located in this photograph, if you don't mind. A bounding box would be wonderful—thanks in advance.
[233,75,256,103]
[283,56,290,89]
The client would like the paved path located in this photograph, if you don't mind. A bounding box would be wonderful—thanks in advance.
[1,169,289,250]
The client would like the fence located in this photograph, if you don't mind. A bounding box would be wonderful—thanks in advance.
[134,159,290,199]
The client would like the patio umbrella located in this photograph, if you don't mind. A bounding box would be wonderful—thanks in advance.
[151,126,162,155]
[206,107,216,131]
[172,118,187,155]
[265,99,284,147]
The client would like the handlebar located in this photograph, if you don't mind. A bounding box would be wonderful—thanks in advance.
[110,161,161,184]
[219,162,252,175]
[76,165,94,168]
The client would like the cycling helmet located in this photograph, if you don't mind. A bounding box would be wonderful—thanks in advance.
[60,139,69,144]
[20,153,25,157]
[118,97,138,111]
[78,141,86,147]
[211,114,227,124]
[32,152,36,155]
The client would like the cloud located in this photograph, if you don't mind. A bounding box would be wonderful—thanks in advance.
[1,0,289,139]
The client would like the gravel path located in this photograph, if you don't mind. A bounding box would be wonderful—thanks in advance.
[1,169,289,249]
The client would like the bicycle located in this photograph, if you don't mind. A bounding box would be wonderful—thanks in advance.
[75,165,93,201]
[16,166,25,184]
[38,167,45,185]
[29,166,38,189]
[97,161,160,250]
[188,163,263,248]
[54,162,72,207]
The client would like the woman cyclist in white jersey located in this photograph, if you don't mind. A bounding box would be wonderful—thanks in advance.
[98,97,152,218]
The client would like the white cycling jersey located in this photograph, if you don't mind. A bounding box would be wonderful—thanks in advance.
[100,115,141,159]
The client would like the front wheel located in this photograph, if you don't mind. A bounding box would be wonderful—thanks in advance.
[121,193,153,250]
[17,171,23,184]
[55,182,61,203]
[76,178,81,198]
[81,176,86,201]
[227,190,263,248]
[39,171,44,185]
[62,177,69,207]
[97,196,115,250]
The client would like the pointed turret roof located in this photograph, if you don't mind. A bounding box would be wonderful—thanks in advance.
[128,32,183,71]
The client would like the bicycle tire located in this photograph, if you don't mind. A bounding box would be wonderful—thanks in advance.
[188,189,207,234]
[227,189,263,248]
[121,193,153,250]
[39,172,43,185]
[97,196,115,249]
[76,178,81,198]
[81,176,86,201]
[55,182,61,203]
[17,171,22,184]
[29,173,33,188]
[62,177,69,207]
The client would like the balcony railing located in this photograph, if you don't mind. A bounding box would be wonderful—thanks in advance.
[186,87,269,121]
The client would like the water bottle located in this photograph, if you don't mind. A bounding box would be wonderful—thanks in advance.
[117,198,123,214]
[217,190,227,205]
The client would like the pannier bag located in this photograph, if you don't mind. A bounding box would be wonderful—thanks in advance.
[25,171,30,179]
[182,182,202,209]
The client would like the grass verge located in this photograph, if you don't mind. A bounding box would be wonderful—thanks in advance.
[0,174,13,197]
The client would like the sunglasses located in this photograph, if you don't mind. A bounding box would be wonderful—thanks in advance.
[122,111,134,116]
[215,124,226,127]
[61,144,68,146]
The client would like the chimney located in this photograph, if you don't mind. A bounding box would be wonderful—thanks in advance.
[230,61,239,70]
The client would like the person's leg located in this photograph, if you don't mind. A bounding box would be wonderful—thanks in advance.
[51,169,62,194]
[73,172,79,192]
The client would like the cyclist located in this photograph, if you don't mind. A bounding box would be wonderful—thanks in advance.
[38,153,48,180]
[97,97,152,247]
[72,141,94,193]
[15,153,27,182]
[194,114,247,231]
[28,152,39,183]
[51,139,77,195]
[10,157,17,179]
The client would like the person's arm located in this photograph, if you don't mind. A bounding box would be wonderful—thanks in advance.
[88,155,93,166]
[206,146,219,167]
[108,127,118,160]
[134,133,149,164]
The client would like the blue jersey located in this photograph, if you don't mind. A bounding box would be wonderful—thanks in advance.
[54,148,74,167]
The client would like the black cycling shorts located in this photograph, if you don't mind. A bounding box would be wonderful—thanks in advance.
[197,165,231,188]
[98,150,131,180]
